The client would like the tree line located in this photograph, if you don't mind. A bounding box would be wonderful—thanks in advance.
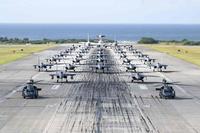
[0,37,114,44]
[138,37,200,45]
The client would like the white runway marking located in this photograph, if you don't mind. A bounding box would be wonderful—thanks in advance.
[32,73,41,79]
[51,85,60,90]
[139,84,148,90]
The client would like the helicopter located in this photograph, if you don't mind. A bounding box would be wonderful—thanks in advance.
[156,79,176,99]
[131,72,145,82]
[22,79,42,99]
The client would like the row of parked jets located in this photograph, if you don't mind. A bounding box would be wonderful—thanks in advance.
[114,45,176,99]
[21,39,176,99]
[33,44,92,82]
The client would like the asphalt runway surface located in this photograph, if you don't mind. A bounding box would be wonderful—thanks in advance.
[0,44,200,133]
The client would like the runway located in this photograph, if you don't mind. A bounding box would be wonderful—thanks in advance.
[0,44,200,133]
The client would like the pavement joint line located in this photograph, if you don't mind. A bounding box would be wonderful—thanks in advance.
[131,89,157,133]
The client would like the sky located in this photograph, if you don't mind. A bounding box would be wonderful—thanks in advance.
[0,0,200,24]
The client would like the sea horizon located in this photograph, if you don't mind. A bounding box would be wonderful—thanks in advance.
[0,23,200,41]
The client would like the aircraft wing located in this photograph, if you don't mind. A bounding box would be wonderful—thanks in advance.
[148,64,157,69]
[161,64,168,69]
[44,64,54,67]
[63,73,76,77]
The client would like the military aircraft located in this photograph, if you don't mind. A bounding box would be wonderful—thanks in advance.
[76,53,83,58]
[97,35,105,44]
[127,46,137,52]
[132,49,141,54]
[89,57,108,63]
[122,58,132,64]
[54,52,69,58]
[72,57,83,64]
[125,64,137,72]
[89,63,111,73]
[46,56,63,64]
[113,41,118,46]
[148,63,168,71]
[65,63,77,71]
[120,53,127,59]
[117,50,126,54]
[78,48,90,54]
[130,72,145,82]
[22,79,42,99]
[50,71,76,82]
[140,57,156,64]
[156,79,176,99]
[137,53,149,58]
[33,62,54,72]
[91,54,108,58]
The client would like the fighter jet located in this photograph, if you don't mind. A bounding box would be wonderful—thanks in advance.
[72,57,83,64]
[90,57,108,63]
[33,62,54,72]
[133,50,141,54]
[65,63,78,71]
[50,71,76,83]
[89,63,111,73]
[125,64,137,72]
[91,54,108,58]
[148,63,168,71]
[137,53,149,58]
[140,57,156,64]
[120,53,127,59]
[122,58,132,64]
[46,56,62,64]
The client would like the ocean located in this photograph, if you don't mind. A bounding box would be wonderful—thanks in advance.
[0,24,200,41]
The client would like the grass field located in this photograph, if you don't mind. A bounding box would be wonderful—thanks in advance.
[147,44,200,67]
[0,44,55,65]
